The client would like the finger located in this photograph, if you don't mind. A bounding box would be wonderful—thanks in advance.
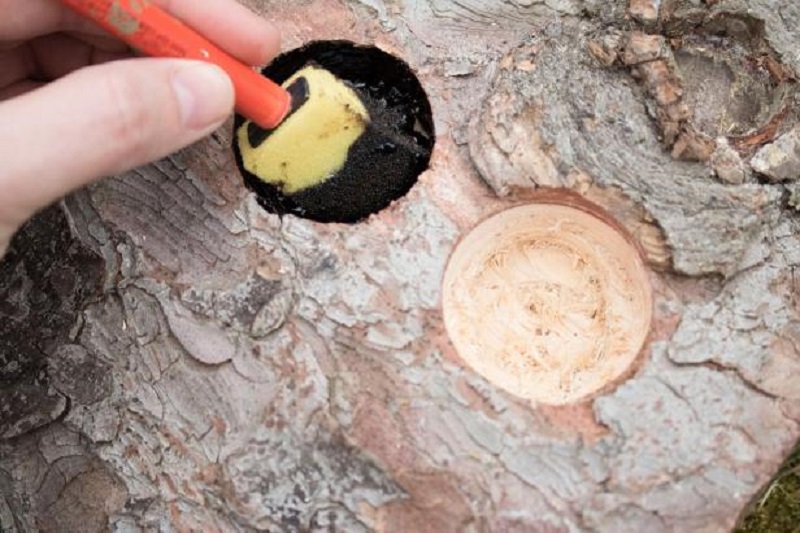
[69,31,130,53]
[0,35,130,88]
[29,34,91,80]
[90,48,132,65]
[0,58,234,226]
[0,0,280,65]
[29,33,131,80]
[0,45,34,87]
[0,80,42,101]
[158,0,281,65]
[0,41,23,51]
[0,0,107,40]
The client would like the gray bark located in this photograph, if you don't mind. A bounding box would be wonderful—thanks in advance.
[2,0,799,531]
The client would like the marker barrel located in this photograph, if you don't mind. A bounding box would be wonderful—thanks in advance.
[60,0,291,128]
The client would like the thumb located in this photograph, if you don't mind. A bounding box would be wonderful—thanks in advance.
[0,58,234,227]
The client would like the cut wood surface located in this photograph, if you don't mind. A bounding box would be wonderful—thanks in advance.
[1,0,800,531]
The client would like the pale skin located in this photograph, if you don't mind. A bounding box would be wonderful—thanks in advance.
[0,0,281,257]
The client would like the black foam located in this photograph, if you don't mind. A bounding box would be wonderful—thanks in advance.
[232,41,435,224]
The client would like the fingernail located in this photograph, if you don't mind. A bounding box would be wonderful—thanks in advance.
[172,63,234,129]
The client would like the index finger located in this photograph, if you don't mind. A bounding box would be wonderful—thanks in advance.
[0,0,280,66]
[157,0,281,65]
[0,0,106,39]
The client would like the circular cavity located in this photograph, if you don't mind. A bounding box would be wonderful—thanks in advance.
[671,15,791,140]
[232,41,435,223]
[675,48,782,138]
[442,202,653,405]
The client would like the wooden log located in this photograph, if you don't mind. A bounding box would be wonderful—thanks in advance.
[1,0,799,531]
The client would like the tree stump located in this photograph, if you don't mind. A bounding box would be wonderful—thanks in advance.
[2,0,799,531]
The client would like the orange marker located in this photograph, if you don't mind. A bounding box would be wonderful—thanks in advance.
[59,0,292,129]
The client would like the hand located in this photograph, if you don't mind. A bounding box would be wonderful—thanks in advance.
[0,0,280,257]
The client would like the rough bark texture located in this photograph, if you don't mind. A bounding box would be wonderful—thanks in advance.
[2,0,800,531]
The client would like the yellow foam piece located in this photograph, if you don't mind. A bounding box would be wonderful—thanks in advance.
[236,65,370,194]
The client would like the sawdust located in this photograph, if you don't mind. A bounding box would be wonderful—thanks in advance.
[442,203,653,405]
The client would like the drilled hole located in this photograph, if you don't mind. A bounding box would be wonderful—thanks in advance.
[675,37,785,138]
[233,41,435,223]
[442,200,653,405]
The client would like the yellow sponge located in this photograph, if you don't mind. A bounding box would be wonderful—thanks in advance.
[236,65,370,194]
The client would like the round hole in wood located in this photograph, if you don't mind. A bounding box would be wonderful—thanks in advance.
[232,41,435,224]
[442,201,653,405]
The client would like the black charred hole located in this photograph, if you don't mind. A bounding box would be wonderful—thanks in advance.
[233,40,436,224]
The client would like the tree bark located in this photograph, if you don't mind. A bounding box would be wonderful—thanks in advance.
[2,0,800,531]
